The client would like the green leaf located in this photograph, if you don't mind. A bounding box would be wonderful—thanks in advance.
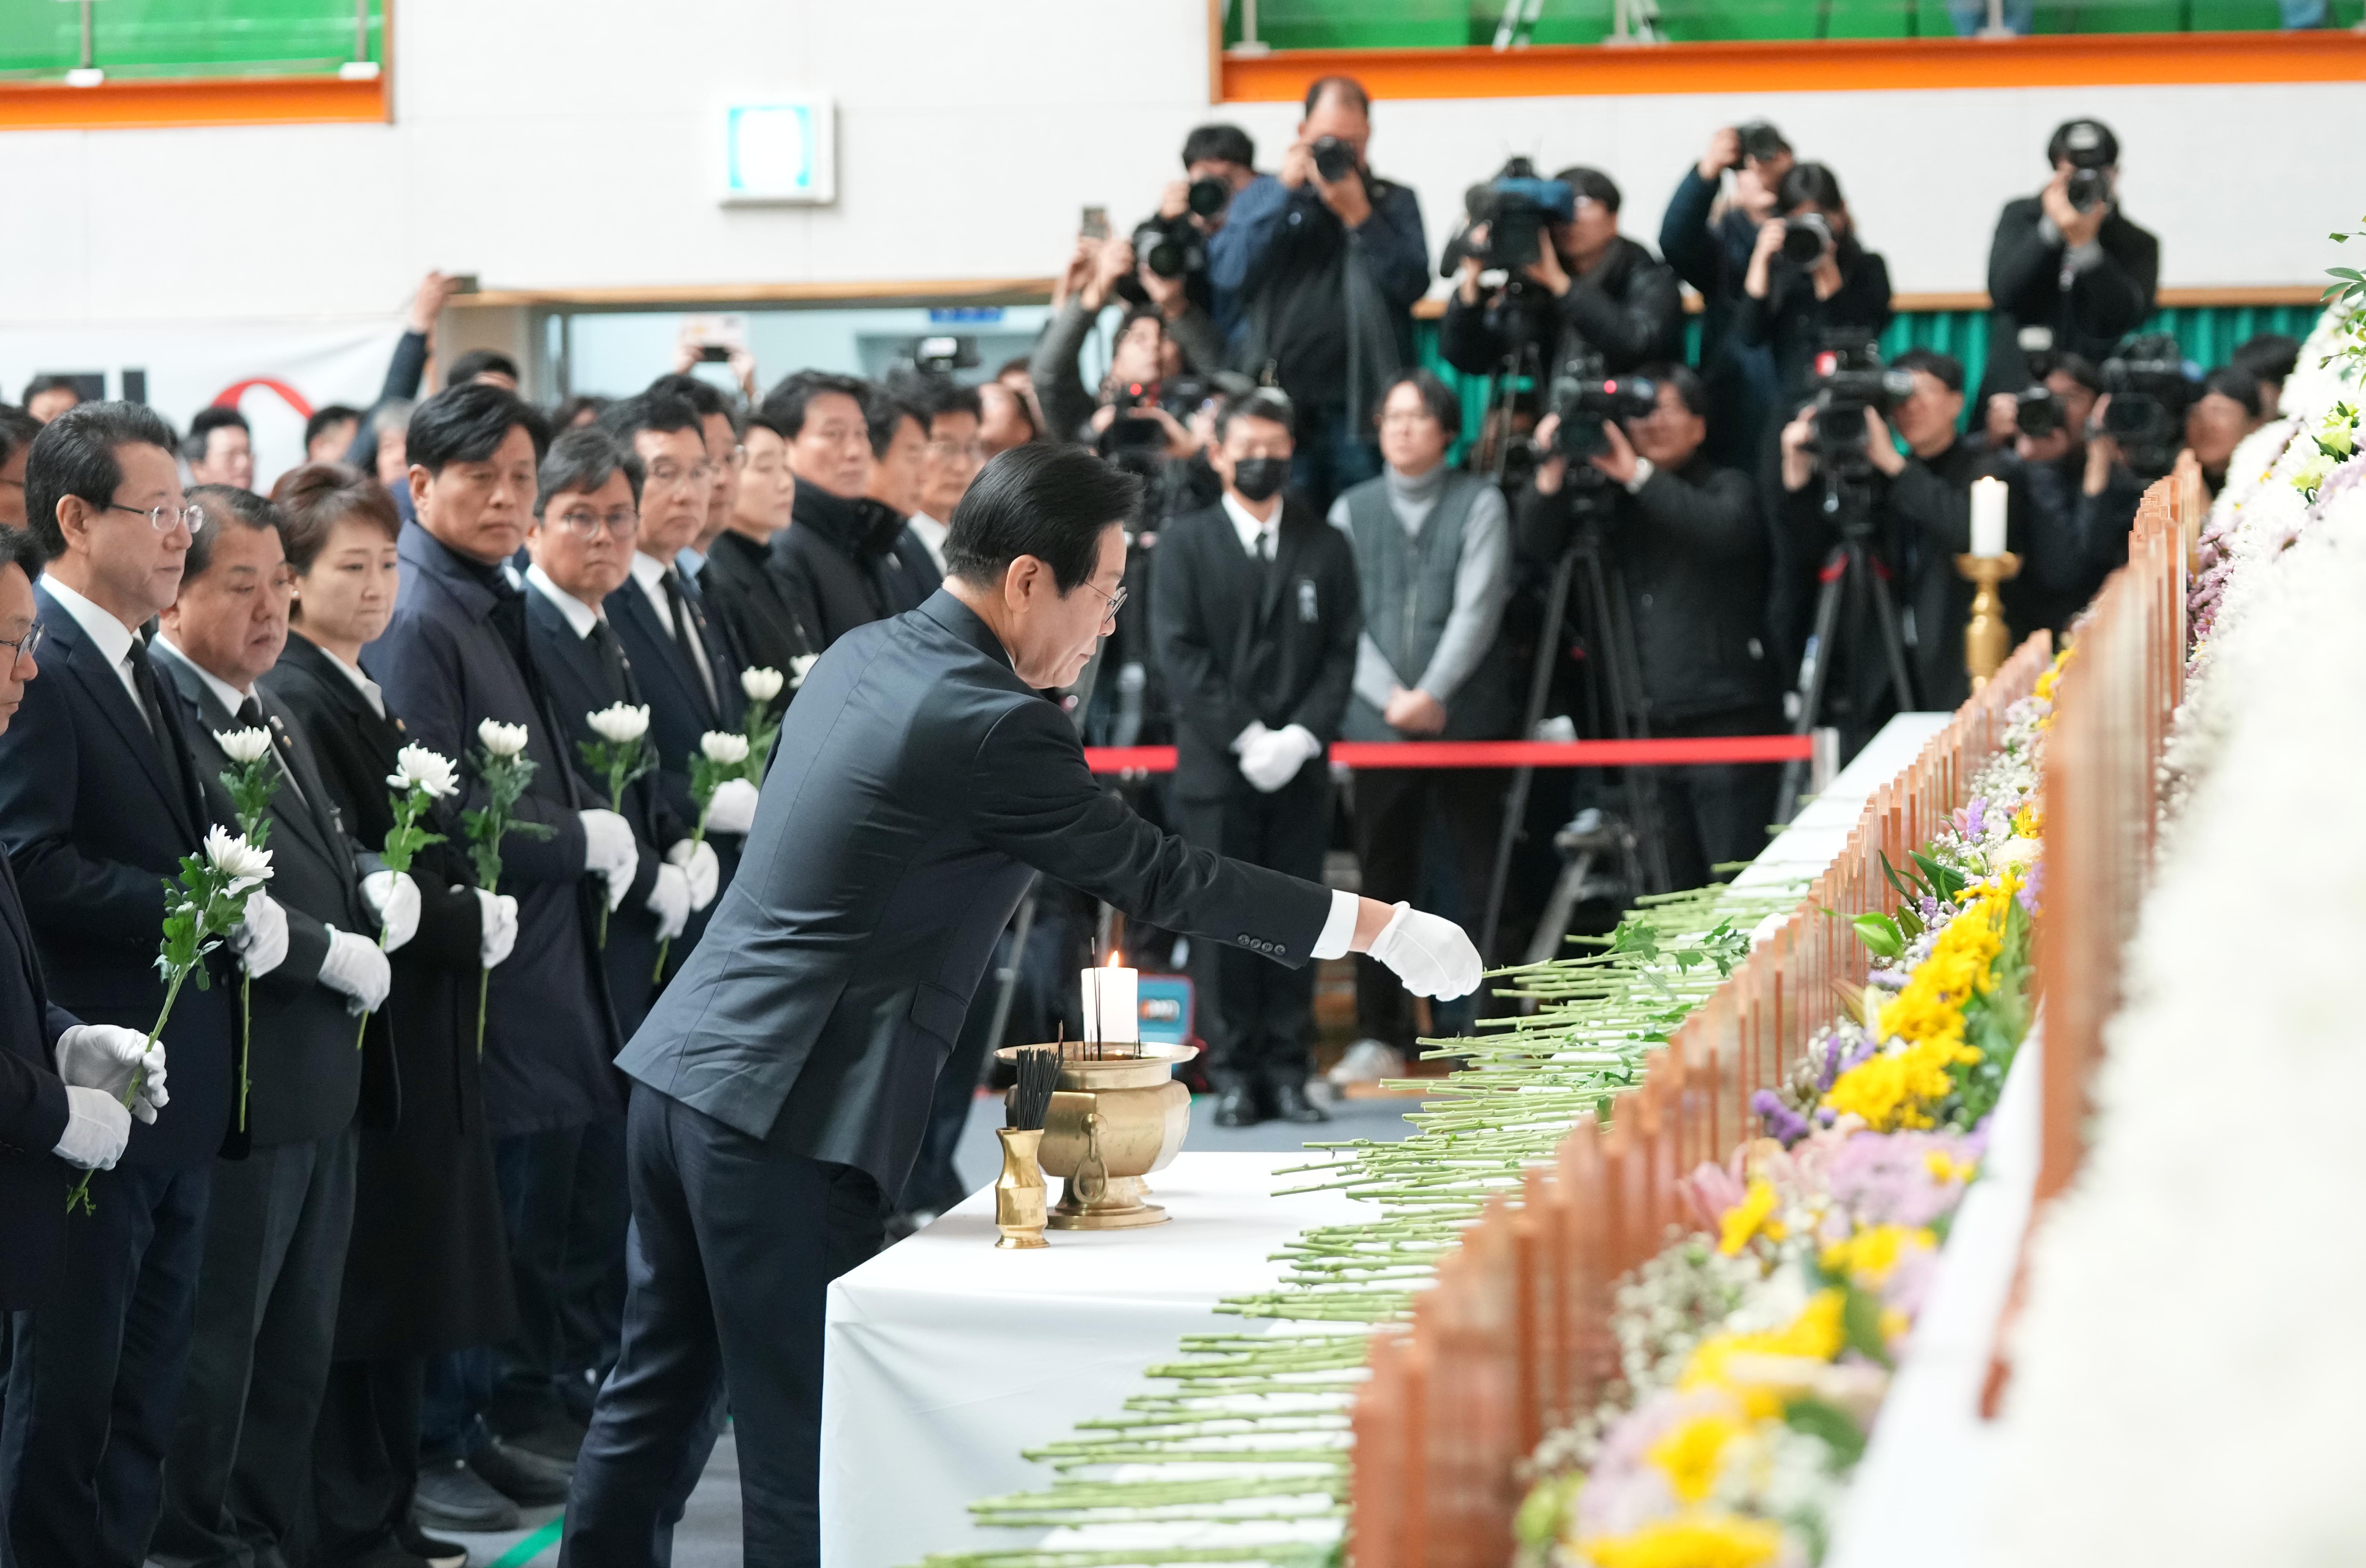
[1851,913,1904,960]
[1782,1396,1868,1470]
[1840,1284,1894,1369]
[1910,851,1965,902]
[1876,849,1921,902]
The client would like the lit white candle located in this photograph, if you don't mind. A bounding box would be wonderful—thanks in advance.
[1969,476,2009,559]
[1081,956,1139,1045]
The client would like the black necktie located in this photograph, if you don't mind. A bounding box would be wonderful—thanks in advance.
[127,638,193,814]
[660,570,718,711]
[587,618,642,705]
[237,697,312,813]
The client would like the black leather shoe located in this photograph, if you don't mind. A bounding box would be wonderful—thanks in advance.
[1211,1085,1262,1127]
[1268,1082,1331,1124]
[395,1518,468,1568]
[467,1436,571,1506]
[412,1458,519,1534]
[503,1411,587,1465]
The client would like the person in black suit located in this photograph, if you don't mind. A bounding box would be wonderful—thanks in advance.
[363,385,626,1524]
[696,410,814,710]
[0,525,150,1314]
[146,488,401,1568]
[561,444,1480,1568]
[597,395,749,973]
[0,402,241,1568]
[261,463,519,1566]
[1150,389,1361,1129]
[762,373,914,651]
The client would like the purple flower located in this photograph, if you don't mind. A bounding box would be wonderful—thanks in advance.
[1959,797,1986,840]
[1824,1128,1986,1229]
[2016,857,2045,914]
[1753,1089,1811,1147]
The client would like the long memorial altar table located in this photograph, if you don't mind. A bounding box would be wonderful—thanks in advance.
[820,1149,1373,1568]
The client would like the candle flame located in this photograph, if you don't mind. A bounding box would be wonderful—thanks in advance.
[1107,950,1124,968]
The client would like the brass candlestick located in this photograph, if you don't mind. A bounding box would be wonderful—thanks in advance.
[993,1127,1048,1249]
[1956,552,2021,691]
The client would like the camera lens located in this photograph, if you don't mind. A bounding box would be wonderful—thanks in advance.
[1187,177,1230,217]
[1311,136,1356,184]
[1780,215,1831,267]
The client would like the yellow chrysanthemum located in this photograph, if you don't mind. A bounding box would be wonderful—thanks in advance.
[2011,801,2043,839]
[1648,1413,1746,1504]
[1925,1149,1980,1185]
[1684,1290,1848,1392]
[1717,1178,1784,1257]
[1820,1224,1935,1289]
[1583,1516,1784,1568]
[2031,645,2075,703]
[1832,871,2018,1130]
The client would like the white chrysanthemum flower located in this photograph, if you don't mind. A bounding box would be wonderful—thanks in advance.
[586,703,651,745]
[741,665,786,702]
[214,727,272,764]
[699,731,750,766]
[789,653,820,688]
[386,743,460,798]
[202,824,274,888]
[477,718,531,758]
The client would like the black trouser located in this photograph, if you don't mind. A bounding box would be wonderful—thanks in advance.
[1177,771,1329,1094]
[1350,766,1505,1051]
[155,1131,358,1568]
[311,1355,423,1565]
[2,1161,211,1568]
[561,1086,882,1568]
[485,1120,626,1441]
[1649,707,1782,890]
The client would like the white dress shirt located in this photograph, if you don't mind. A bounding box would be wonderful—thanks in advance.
[39,576,145,716]
[627,549,716,706]
[313,641,386,719]
[906,514,950,576]
[1220,491,1281,561]
[525,562,602,640]
[154,635,254,719]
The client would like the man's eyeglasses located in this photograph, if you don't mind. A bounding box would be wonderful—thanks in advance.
[646,462,716,491]
[0,619,43,674]
[1080,579,1128,623]
[552,507,640,540]
[925,438,987,463]
[109,501,205,533]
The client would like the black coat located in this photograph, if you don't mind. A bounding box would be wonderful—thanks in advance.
[1518,456,1775,723]
[0,851,77,1309]
[767,486,920,652]
[261,634,517,1358]
[1148,499,1360,802]
[698,530,815,715]
[0,587,236,1168]
[525,586,686,1037]
[1733,241,1894,398]
[364,523,621,1136]
[154,646,392,1146]
[1980,197,2160,405]
[1437,235,1686,378]
[616,590,1335,1197]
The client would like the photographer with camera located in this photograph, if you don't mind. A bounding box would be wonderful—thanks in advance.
[1521,365,1776,887]
[2063,334,2202,580]
[1736,163,1893,401]
[1983,353,2106,636]
[1660,121,1795,465]
[1980,119,2161,406]
[1776,347,1997,742]
[1147,124,1261,339]
[1208,75,1428,514]
[1438,166,1684,384]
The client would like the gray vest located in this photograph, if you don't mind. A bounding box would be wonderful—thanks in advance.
[1341,471,1512,743]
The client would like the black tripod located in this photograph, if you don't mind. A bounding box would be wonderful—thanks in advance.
[1479,467,1669,959]
[1777,477,1917,812]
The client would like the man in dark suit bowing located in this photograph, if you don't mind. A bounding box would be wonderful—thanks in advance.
[597,394,750,972]
[561,443,1481,1568]
[0,402,237,1568]
[0,524,154,1315]
[1150,387,1361,1129]
[146,486,401,1568]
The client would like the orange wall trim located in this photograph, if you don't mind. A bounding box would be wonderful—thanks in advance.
[1218,30,2366,102]
[0,74,388,132]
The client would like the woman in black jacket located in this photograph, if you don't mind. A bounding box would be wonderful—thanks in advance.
[1734,163,1893,399]
[259,463,523,1562]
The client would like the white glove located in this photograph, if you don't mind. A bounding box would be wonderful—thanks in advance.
[645,862,691,942]
[230,890,289,978]
[55,1024,168,1124]
[1230,719,1271,755]
[53,1087,132,1170]
[318,927,394,1016]
[1239,723,1320,794]
[703,777,759,837]
[1365,901,1484,1001]
[476,889,520,969]
[578,809,638,910]
[667,837,720,911]
[359,870,421,955]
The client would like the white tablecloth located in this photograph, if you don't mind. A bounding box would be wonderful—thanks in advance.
[820,1151,1371,1568]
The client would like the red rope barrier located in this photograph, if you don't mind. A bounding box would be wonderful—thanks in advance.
[1081,735,1815,774]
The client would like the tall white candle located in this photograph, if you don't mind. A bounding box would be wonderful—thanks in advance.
[1081,960,1139,1045]
[1969,476,2009,558]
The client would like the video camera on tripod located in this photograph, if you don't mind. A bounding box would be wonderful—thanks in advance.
[1545,353,1657,463]
[1806,336,1916,495]
[2098,334,2195,480]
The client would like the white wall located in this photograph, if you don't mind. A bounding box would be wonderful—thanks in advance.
[0,0,2351,326]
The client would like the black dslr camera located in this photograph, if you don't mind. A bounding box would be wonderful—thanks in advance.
[1808,336,1915,487]
[1310,135,1358,183]
[1731,120,1789,168]
[2060,120,2116,213]
[1186,176,1233,220]
[1780,211,1835,267]
[1451,157,1577,273]
[1547,351,1657,461]
[1132,215,1205,281]
[2014,384,2065,438]
[2099,334,2194,479]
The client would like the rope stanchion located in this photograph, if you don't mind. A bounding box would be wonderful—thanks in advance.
[1080,735,1817,775]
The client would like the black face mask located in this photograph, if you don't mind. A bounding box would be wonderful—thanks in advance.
[1230,457,1288,503]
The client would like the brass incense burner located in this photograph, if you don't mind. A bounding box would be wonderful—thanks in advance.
[993,1043,1195,1230]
